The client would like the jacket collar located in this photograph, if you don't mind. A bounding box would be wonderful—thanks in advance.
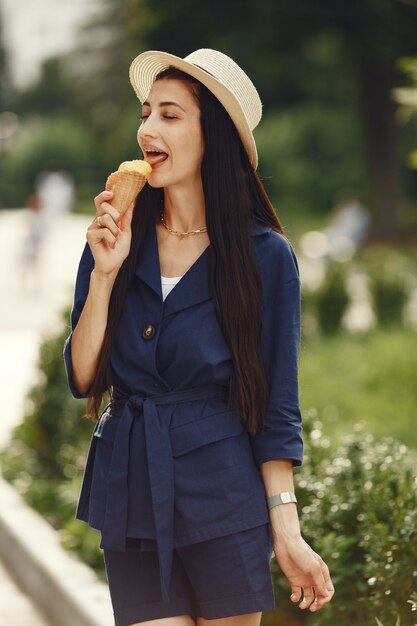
[250,219,272,238]
[134,218,271,315]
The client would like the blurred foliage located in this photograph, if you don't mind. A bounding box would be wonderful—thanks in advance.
[255,103,365,217]
[282,418,416,626]
[370,271,409,327]
[0,9,10,109]
[394,55,417,170]
[0,0,416,237]
[357,245,416,328]
[0,117,95,208]
[264,418,417,626]
[375,618,401,626]
[314,265,350,334]
[0,306,106,579]
[300,244,417,335]
[8,57,75,118]
[408,591,417,613]
[300,327,417,449]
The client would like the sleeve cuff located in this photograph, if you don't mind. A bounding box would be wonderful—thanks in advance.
[249,425,304,468]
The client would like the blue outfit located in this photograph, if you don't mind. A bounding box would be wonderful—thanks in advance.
[63,216,303,614]
[103,527,275,624]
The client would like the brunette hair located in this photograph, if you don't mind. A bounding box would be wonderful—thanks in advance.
[85,67,285,436]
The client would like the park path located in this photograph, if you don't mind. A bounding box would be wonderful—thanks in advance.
[0,558,52,626]
[0,208,91,624]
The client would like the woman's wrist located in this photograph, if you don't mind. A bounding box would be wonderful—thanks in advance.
[90,268,118,297]
[269,502,302,543]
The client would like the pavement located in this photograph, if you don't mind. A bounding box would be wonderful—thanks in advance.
[0,208,113,626]
[0,558,51,626]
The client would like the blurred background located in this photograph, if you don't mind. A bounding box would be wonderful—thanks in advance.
[0,1,416,625]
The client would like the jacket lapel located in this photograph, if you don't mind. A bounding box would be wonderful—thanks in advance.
[163,244,212,317]
[134,219,163,300]
[134,218,272,315]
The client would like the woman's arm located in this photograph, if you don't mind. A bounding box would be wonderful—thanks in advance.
[65,191,134,396]
[260,460,334,613]
[253,234,334,611]
[70,269,117,395]
[260,459,301,541]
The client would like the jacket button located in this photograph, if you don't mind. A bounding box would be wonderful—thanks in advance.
[142,324,156,340]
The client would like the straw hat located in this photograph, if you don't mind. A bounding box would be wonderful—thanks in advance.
[129,48,262,170]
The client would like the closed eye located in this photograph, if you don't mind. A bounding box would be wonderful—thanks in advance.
[139,114,177,120]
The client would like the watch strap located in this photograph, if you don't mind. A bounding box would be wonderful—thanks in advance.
[267,491,297,509]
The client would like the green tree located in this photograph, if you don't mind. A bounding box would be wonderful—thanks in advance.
[0,10,11,110]
[137,0,417,239]
[10,56,76,118]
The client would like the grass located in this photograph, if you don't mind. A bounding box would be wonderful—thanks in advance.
[299,326,417,449]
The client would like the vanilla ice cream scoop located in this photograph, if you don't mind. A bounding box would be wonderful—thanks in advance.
[105,159,152,215]
[118,160,152,175]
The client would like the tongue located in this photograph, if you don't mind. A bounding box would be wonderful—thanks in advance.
[148,153,168,166]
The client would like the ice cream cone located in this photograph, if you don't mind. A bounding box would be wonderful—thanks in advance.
[105,160,152,216]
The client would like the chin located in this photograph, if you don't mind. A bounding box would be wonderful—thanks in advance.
[147,176,165,189]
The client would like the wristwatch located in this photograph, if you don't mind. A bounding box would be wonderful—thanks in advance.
[267,491,297,510]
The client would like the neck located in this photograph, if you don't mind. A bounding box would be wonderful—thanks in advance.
[162,182,206,231]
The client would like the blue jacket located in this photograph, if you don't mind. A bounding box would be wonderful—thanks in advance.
[63,217,303,603]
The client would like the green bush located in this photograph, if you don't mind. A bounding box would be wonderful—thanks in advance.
[0,306,106,579]
[313,263,349,334]
[375,618,401,626]
[267,417,417,626]
[372,276,408,326]
[300,245,417,335]
[0,117,95,208]
[356,246,416,328]
[255,104,365,217]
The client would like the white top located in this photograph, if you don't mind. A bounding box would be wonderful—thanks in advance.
[161,274,183,301]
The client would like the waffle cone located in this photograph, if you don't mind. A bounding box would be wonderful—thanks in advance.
[105,171,148,216]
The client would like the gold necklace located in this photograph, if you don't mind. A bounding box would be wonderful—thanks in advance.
[159,208,208,236]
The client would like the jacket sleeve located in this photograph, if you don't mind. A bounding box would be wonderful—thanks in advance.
[63,242,95,399]
[250,231,304,467]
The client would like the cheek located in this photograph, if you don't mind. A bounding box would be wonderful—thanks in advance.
[184,135,204,165]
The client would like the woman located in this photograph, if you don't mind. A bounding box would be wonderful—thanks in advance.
[64,48,334,626]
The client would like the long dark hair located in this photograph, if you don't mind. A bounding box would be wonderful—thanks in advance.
[86,67,285,436]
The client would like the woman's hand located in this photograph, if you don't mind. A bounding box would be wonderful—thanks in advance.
[86,190,134,276]
[273,534,335,612]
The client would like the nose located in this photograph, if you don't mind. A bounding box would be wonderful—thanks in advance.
[137,113,159,145]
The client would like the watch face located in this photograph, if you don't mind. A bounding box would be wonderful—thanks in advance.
[281,492,292,503]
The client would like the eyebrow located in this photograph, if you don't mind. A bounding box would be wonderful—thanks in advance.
[142,101,186,112]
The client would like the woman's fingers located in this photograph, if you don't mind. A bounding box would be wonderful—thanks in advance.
[90,190,122,240]
[87,224,118,249]
[299,586,315,609]
[308,559,334,611]
[290,586,316,610]
[94,189,113,210]
[94,191,121,222]
[289,559,334,612]
[313,558,334,601]
[290,586,303,603]
[322,560,334,594]
[94,211,121,238]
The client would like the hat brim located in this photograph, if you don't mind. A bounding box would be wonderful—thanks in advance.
[129,50,258,170]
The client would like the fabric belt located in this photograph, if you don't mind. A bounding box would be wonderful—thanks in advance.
[98,383,229,604]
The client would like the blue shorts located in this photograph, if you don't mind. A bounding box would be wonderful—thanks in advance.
[102,523,275,625]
